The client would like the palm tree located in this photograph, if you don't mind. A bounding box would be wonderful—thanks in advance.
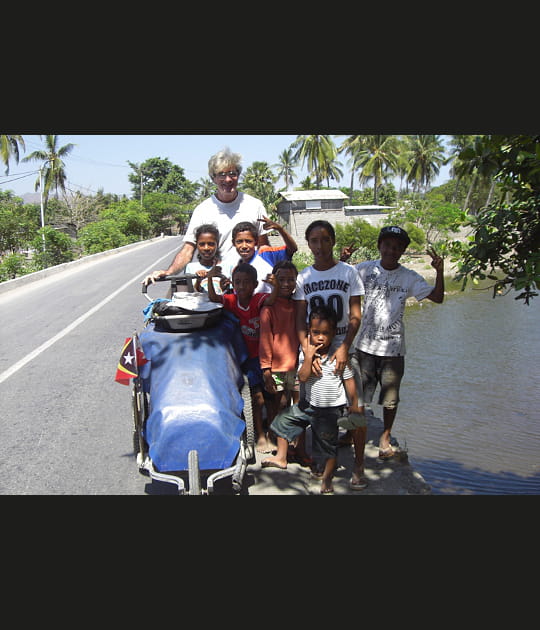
[338,135,368,201]
[21,135,76,208]
[453,135,500,213]
[394,136,414,193]
[354,135,400,205]
[241,161,280,215]
[197,176,215,200]
[406,135,446,193]
[273,148,297,190]
[298,175,316,190]
[319,155,343,187]
[289,135,337,188]
[242,161,276,188]
[0,134,25,174]
[445,135,479,203]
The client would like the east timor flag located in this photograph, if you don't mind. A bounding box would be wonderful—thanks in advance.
[115,336,147,385]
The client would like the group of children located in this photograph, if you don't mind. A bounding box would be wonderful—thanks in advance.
[184,216,445,495]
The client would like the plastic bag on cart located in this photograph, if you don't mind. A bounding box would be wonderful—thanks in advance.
[138,311,249,472]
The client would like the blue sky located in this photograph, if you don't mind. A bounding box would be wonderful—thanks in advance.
[0,134,452,199]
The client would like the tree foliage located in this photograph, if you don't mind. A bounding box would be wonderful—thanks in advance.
[77,219,129,255]
[273,148,297,190]
[21,135,76,208]
[334,219,380,262]
[100,199,151,240]
[1,135,25,174]
[387,191,462,246]
[406,135,446,192]
[290,135,338,188]
[348,135,400,204]
[241,161,280,217]
[30,226,74,269]
[142,191,192,235]
[448,135,540,304]
[0,252,27,280]
[0,191,39,252]
[128,157,200,203]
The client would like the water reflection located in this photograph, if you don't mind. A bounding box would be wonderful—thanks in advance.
[386,287,540,495]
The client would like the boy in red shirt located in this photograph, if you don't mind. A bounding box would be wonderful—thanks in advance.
[208,262,278,453]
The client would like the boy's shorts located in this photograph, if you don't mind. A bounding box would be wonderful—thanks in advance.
[351,350,404,409]
[272,369,297,392]
[243,356,264,390]
[270,401,343,468]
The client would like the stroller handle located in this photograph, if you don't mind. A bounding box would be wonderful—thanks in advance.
[142,273,199,296]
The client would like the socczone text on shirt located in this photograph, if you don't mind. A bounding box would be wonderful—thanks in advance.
[303,279,350,295]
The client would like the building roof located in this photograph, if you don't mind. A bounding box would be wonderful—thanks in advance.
[344,205,396,211]
[279,190,349,201]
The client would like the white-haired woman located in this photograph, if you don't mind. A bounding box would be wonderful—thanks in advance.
[144,147,270,285]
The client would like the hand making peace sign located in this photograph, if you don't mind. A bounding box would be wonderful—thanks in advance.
[427,246,444,272]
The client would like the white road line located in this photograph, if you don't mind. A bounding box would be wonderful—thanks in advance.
[0,247,179,385]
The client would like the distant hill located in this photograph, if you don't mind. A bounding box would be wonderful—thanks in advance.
[21,192,42,204]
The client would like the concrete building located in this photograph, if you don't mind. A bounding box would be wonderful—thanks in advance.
[274,190,394,252]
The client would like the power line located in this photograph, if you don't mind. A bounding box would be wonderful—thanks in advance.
[64,181,129,196]
[68,152,130,169]
[0,169,39,178]
[0,171,39,185]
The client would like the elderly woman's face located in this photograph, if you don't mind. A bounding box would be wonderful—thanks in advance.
[213,165,240,200]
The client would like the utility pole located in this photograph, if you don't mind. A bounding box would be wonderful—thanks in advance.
[39,164,46,250]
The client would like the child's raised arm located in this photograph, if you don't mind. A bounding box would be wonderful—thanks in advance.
[206,265,225,303]
[262,273,279,307]
[298,339,323,383]
[259,216,298,257]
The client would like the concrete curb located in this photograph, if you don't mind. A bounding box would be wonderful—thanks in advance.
[247,410,432,495]
[0,236,181,296]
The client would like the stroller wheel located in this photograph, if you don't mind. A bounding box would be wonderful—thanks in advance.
[241,375,256,463]
[188,450,201,495]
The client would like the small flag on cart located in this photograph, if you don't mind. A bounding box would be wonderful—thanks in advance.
[114,336,148,386]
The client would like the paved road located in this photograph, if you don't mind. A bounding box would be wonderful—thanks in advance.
[0,237,184,494]
[0,237,430,495]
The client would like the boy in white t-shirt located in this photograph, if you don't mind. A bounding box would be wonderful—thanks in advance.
[350,226,445,459]
[221,219,297,294]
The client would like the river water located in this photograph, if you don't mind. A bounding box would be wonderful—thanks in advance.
[381,285,540,494]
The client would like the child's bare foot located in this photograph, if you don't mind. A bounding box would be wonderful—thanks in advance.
[350,466,368,491]
[320,479,334,494]
[266,432,278,453]
[256,435,273,453]
[261,455,287,470]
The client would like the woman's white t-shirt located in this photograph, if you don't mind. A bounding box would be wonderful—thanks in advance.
[183,192,269,262]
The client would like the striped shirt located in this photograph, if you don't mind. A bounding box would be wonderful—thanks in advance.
[300,341,353,408]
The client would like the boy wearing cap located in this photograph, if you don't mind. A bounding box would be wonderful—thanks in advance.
[350,226,444,459]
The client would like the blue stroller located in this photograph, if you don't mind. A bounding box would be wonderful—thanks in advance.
[132,274,255,494]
